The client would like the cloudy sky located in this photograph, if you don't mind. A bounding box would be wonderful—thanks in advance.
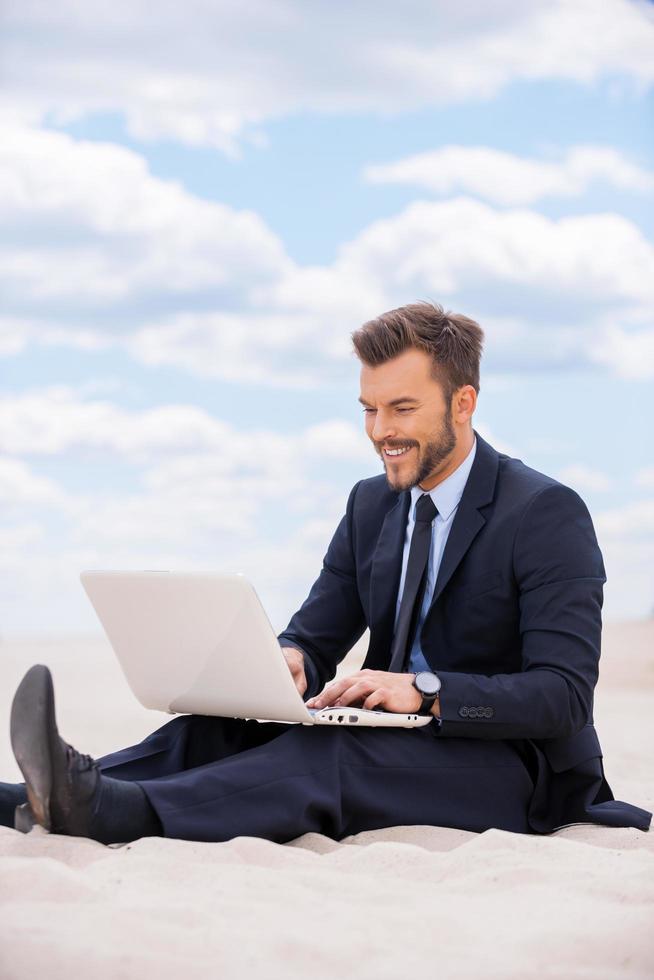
[1,0,653,635]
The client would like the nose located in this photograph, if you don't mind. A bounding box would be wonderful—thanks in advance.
[371,410,395,444]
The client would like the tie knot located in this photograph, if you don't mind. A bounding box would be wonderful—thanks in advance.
[415,493,437,524]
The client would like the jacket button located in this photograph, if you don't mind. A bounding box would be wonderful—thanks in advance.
[468,707,479,719]
[484,707,495,719]
[458,706,470,718]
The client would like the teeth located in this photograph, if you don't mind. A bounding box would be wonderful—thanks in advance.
[385,446,411,456]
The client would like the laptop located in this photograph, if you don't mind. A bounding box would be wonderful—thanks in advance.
[80,571,432,729]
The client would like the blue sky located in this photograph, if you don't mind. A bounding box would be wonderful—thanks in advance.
[1,0,653,633]
[56,80,654,264]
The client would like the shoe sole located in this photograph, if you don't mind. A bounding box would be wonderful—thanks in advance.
[14,802,37,834]
[10,665,56,832]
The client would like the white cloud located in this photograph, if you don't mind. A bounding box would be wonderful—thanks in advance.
[0,388,377,555]
[0,390,373,630]
[0,318,31,356]
[4,1,654,151]
[0,387,225,459]
[557,464,613,493]
[0,456,67,508]
[0,386,372,469]
[125,312,339,389]
[596,498,654,536]
[300,420,371,463]
[363,145,654,206]
[325,198,654,306]
[635,467,654,489]
[3,125,654,383]
[0,125,290,305]
[0,124,366,385]
[596,500,654,619]
[589,324,654,380]
[0,522,43,549]
[263,197,654,377]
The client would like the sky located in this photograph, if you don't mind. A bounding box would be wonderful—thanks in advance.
[1,0,653,635]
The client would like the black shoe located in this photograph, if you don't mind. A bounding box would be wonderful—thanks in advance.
[10,664,101,838]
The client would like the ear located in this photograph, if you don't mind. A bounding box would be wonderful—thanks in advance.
[452,385,477,423]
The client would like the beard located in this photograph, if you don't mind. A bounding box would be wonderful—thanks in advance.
[377,412,457,492]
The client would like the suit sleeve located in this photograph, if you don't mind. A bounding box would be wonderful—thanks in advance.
[278,481,367,700]
[436,483,606,740]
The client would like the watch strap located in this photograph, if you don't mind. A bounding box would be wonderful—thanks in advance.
[417,692,438,715]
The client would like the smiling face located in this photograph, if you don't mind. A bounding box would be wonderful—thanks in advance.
[359,348,476,492]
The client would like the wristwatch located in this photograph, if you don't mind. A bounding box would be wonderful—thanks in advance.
[412,671,441,715]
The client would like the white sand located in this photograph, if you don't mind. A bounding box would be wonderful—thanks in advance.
[0,622,652,979]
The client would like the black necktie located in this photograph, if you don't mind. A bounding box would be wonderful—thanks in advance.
[388,493,438,673]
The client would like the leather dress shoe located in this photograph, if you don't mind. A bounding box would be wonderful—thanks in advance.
[10,664,101,837]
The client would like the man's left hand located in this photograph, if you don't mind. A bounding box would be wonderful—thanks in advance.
[306,670,437,716]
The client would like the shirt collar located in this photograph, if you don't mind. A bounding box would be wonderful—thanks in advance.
[409,437,477,522]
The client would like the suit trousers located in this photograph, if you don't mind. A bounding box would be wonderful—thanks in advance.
[95,714,535,842]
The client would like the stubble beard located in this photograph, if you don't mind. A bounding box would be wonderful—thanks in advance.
[379,413,457,493]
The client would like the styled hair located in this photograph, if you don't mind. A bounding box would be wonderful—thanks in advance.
[352,302,484,402]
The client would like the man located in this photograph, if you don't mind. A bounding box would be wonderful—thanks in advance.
[1,302,650,842]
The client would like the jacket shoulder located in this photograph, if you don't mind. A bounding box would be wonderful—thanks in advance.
[349,474,400,514]
[498,454,559,495]
[496,453,582,508]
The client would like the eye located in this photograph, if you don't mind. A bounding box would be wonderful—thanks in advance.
[396,407,414,414]
[362,407,377,414]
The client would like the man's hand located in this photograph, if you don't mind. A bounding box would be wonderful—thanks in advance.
[281,646,308,697]
[306,669,433,715]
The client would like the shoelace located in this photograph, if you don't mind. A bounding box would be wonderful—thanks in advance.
[65,744,99,773]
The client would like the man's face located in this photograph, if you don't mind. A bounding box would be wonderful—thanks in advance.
[359,348,458,492]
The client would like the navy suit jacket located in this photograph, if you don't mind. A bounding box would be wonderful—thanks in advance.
[279,431,651,833]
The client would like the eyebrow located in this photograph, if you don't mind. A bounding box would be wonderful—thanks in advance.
[358,396,420,407]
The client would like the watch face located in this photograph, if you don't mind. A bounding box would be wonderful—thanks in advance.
[415,671,441,696]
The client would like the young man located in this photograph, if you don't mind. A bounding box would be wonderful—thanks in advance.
[1,302,651,843]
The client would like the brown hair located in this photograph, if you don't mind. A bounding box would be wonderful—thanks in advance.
[352,301,484,402]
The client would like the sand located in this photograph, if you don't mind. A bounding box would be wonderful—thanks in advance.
[0,622,652,979]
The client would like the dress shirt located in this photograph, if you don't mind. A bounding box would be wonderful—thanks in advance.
[394,437,477,674]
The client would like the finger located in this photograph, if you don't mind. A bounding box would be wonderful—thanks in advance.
[363,689,387,710]
[336,680,376,707]
[311,674,366,707]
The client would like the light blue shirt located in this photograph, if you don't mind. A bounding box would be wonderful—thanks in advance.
[394,438,477,674]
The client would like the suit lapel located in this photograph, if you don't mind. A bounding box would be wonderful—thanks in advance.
[429,430,499,607]
[367,489,411,668]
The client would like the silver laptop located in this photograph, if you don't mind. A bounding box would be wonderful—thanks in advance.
[80,571,432,729]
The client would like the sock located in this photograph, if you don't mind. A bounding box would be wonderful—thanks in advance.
[90,776,163,844]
